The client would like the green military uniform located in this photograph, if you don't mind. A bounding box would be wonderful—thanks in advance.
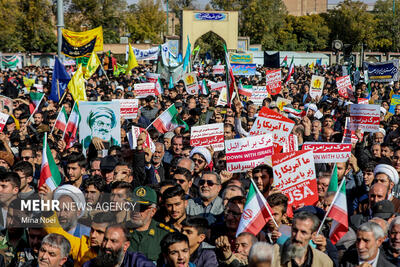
[127,186,174,262]
[0,229,29,267]
[128,219,173,261]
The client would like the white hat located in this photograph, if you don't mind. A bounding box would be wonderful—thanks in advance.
[53,185,86,218]
[190,147,212,165]
[374,164,399,185]
[307,104,318,112]
[378,128,386,136]
[380,107,387,116]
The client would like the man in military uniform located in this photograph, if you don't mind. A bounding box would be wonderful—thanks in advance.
[127,186,174,262]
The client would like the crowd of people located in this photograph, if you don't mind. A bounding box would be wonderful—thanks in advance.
[0,59,399,267]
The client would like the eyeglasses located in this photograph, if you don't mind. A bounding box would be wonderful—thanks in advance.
[199,180,219,186]
[192,158,205,164]
[173,178,186,184]
[22,156,33,160]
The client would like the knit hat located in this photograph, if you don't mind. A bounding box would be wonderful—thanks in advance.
[374,164,399,185]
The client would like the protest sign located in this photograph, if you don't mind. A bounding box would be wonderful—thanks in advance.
[336,76,353,99]
[212,65,225,75]
[216,85,228,106]
[348,104,380,132]
[365,60,399,82]
[265,70,282,95]
[34,84,43,92]
[389,95,400,114]
[276,97,291,111]
[229,52,253,64]
[250,86,269,106]
[249,107,295,150]
[302,142,352,163]
[210,81,227,92]
[134,83,156,98]
[146,73,160,83]
[183,73,199,95]
[190,123,224,151]
[342,117,363,144]
[272,150,318,208]
[225,134,273,173]
[358,98,369,104]
[0,96,13,113]
[112,99,139,119]
[231,64,257,76]
[132,46,159,60]
[79,101,121,156]
[128,126,156,153]
[283,134,298,153]
[310,75,325,99]
[0,112,9,132]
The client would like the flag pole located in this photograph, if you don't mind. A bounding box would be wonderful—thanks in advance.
[25,94,45,127]
[99,61,110,83]
[62,101,76,139]
[316,178,346,236]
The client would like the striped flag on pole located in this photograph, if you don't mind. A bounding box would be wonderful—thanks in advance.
[63,102,81,149]
[236,179,276,237]
[51,106,69,133]
[148,104,188,134]
[39,133,61,190]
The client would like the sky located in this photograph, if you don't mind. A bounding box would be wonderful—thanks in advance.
[127,0,377,8]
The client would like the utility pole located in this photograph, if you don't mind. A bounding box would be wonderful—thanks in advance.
[57,0,64,59]
[166,0,169,36]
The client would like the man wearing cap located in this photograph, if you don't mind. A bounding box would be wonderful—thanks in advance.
[371,200,396,223]
[100,155,118,186]
[374,163,400,212]
[189,147,212,186]
[0,151,14,171]
[128,186,173,262]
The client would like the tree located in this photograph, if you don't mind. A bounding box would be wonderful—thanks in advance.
[126,0,166,43]
[194,31,226,61]
[165,0,195,17]
[373,0,400,51]
[0,0,23,52]
[281,15,330,51]
[18,0,57,52]
[66,0,127,43]
[325,0,377,51]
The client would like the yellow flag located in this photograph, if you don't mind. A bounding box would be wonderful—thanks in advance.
[84,51,100,80]
[309,62,314,70]
[127,43,138,73]
[68,64,87,102]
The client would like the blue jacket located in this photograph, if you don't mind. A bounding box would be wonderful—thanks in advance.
[191,242,218,267]
[83,251,155,267]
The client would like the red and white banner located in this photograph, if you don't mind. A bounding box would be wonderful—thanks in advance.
[146,73,160,83]
[342,117,363,144]
[129,126,156,153]
[134,83,156,98]
[0,112,9,132]
[302,142,352,163]
[336,76,353,99]
[112,99,139,119]
[250,107,295,151]
[183,73,199,95]
[210,81,227,92]
[348,104,380,132]
[250,86,269,106]
[358,98,369,104]
[272,150,318,209]
[225,134,273,173]
[212,65,225,75]
[283,134,298,153]
[191,123,224,151]
[265,70,281,95]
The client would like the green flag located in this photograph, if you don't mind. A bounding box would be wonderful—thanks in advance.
[327,164,338,193]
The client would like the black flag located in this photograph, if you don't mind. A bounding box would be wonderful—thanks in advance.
[263,52,280,68]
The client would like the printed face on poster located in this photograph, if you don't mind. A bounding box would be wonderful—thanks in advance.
[79,101,121,155]
[310,75,325,99]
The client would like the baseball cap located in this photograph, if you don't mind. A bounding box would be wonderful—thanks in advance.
[372,200,395,220]
[132,186,157,205]
[100,155,118,173]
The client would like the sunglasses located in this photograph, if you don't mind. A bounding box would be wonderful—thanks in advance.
[192,158,205,164]
[174,178,186,184]
[199,180,219,186]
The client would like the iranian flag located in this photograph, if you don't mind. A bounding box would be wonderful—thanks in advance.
[150,104,188,134]
[52,106,68,133]
[63,102,81,149]
[29,92,44,113]
[238,82,252,98]
[199,79,210,95]
[224,45,237,107]
[285,56,295,82]
[282,106,306,118]
[236,179,275,237]
[281,55,288,68]
[155,77,163,96]
[325,164,348,244]
[39,133,61,190]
